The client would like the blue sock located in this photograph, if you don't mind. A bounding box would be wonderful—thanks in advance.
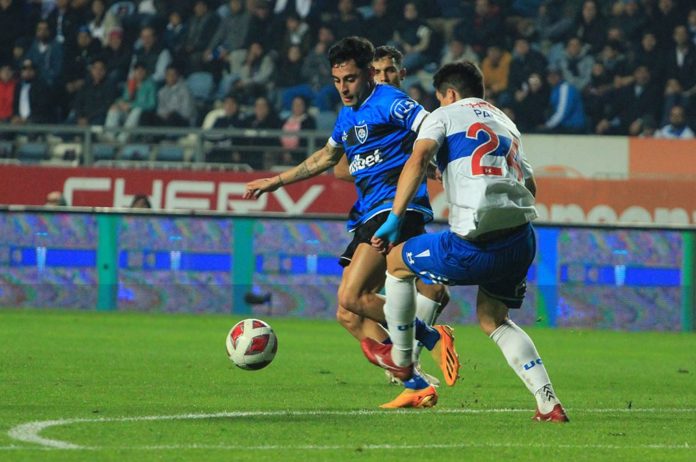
[404,374,430,390]
[414,318,439,351]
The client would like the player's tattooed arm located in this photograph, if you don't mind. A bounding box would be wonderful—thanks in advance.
[243,143,344,199]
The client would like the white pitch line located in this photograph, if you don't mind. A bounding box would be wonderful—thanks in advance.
[7,408,696,451]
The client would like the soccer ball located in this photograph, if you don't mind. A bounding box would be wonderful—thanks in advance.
[225,318,278,370]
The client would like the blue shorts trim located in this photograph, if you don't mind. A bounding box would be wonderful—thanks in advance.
[401,224,535,308]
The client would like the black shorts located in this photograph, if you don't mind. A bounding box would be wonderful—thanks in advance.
[339,211,427,267]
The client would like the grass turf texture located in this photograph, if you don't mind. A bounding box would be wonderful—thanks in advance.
[1,309,694,461]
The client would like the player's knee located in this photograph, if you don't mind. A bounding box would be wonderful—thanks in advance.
[336,305,360,329]
[337,288,360,315]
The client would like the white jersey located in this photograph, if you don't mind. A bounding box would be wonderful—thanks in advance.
[417,97,537,238]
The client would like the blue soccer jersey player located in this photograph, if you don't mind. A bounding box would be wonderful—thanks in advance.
[244,37,457,390]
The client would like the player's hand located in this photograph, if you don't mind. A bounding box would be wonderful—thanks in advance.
[243,176,282,199]
[371,213,402,254]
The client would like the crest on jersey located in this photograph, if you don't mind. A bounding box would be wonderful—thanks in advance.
[355,124,368,144]
[390,98,417,121]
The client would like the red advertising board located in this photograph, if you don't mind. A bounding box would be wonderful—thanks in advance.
[2,165,696,225]
[0,165,357,215]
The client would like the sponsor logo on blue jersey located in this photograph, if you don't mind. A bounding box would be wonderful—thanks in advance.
[349,149,383,174]
[390,98,417,121]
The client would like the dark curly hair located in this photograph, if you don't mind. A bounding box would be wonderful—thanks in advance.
[328,36,375,70]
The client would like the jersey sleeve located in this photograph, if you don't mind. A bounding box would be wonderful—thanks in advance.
[387,94,428,132]
[416,110,446,146]
[329,115,343,147]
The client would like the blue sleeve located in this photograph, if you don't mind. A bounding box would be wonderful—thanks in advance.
[386,93,427,132]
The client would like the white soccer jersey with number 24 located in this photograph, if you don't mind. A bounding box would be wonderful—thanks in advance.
[417,97,538,238]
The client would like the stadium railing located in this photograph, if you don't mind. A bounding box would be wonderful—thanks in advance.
[0,124,333,169]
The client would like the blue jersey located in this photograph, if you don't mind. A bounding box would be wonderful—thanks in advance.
[329,84,433,231]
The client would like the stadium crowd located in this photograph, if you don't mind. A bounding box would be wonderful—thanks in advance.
[0,0,695,151]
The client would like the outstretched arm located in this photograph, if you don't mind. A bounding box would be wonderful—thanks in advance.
[244,143,344,199]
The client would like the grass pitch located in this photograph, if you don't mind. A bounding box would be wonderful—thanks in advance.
[1,309,695,461]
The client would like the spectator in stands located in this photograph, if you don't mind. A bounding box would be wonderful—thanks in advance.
[440,37,479,67]
[0,0,25,66]
[280,31,338,112]
[508,37,548,96]
[279,95,315,165]
[596,65,661,136]
[481,44,512,103]
[182,0,219,73]
[101,28,132,87]
[569,0,606,54]
[0,63,16,123]
[276,45,306,109]
[206,0,249,60]
[510,71,549,133]
[129,26,172,85]
[330,0,364,40]
[207,93,246,163]
[224,41,275,103]
[71,58,116,125]
[240,95,281,169]
[556,37,594,92]
[279,11,311,56]
[595,40,629,85]
[662,24,696,123]
[609,0,646,44]
[26,20,64,89]
[392,1,435,72]
[11,59,53,124]
[246,0,275,50]
[453,0,504,57]
[363,0,395,48]
[582,61,615,131]
[688,8,696,47]
[163,9,187,60]
[542,66,586,134]
[130,194,151,208]
[47,0,82,45]
[62,26,102,111]
[45,191,68,206]
[87,0,108,45]
[532,0,574,45]
[630,31,665,89]
[146,64,195,127]
[655,104,695,139]
[653,0,683,51]
[104,61,157,142]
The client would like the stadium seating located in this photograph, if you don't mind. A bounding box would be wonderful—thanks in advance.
[119,144,151,161]
[16,142,49,163]
[155,144,185,162]
[92,143,117,162]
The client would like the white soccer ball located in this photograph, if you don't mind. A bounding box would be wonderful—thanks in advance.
[225,318,278,370]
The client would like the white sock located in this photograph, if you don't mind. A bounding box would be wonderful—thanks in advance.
[490,320,560,413]
[383,272,417,366]
[412,293,440,362]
